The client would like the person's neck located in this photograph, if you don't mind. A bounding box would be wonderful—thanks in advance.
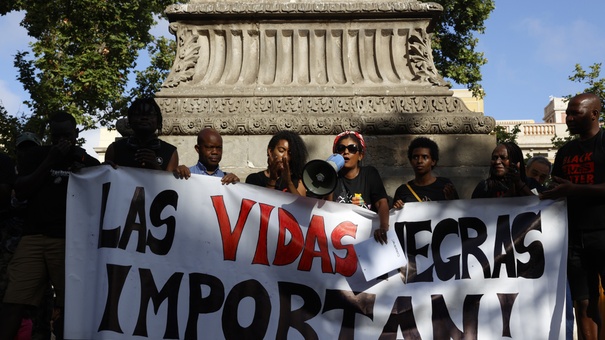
[202,161,218,174]
[414,173,436,186]
[579,126,601,141]
[133,132,157,143]
[341,166,360,179]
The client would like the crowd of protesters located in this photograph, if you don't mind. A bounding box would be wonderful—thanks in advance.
[0,93,602,339]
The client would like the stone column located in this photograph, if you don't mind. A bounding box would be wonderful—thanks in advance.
[156,0,496,198]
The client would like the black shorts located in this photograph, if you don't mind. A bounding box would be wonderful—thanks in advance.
[567,229,605,301]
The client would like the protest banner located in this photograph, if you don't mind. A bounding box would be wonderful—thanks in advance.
[65,166,567,339]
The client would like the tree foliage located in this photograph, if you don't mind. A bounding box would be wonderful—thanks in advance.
[1,0,179,135]
[493,124,520,144]
[431,0,495,97]
[0,0,493,143]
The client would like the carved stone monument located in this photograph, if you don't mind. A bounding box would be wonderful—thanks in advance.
[155,0,496,198]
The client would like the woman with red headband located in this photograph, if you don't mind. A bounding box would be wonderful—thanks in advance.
[330,131,390,244]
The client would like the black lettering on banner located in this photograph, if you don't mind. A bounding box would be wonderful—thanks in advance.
[185,273,225,340]
[379,296,421,340]
[98,185,179,255]
[322,289,376,339]
[146,190,178,255]
[459,217,490,279]
[432,218,461,281]
[512,212,544,278]
[119,187,147,253]
[98,182,120,248]
[497,293,518,337]
[431,294,482,340]
[277,282,322,340]
[133,269,183,339]
[398,221,434,283]
[222,280,271,340]
[492,215,516,278]
[98,264,131,333]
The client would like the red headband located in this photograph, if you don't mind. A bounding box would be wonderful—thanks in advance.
[332,131,366,153]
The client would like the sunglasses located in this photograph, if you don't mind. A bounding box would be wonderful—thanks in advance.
[336,144,359,154]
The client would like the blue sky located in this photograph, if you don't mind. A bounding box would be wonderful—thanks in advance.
[1,1,604,124]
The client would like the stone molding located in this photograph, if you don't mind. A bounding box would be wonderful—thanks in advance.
[156,96,495,135]
[166,1,442,17]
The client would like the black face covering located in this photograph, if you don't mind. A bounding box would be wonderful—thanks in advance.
[126,137,161,150]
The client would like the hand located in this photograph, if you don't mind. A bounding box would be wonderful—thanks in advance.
[392,199,404,209]
[173,165,191,179]
[504,162,521,185]
[102,160,118,169]
[267,155,283,180]
[48,140,72,164]
[443,183,456,200]
[539,176,572,200]
[351,194,365,207]
[373,228,388,244]
[221,173,240,185]
[135,148,159,169]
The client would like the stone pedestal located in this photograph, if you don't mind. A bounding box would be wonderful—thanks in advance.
[156,0,496,199]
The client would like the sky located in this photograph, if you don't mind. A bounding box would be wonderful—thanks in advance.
[0,0,604,153]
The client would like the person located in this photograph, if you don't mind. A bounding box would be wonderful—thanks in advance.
[525,156,552,193]
[540,93,605,340]
[392,137,458,207]
[173,128,239,184]
[105,97,179,171]
[471,141,533,198]
[0,111,100,340]
[245,130,308,195]
[328,131,390,244]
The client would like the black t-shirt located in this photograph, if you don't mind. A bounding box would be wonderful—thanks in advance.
[18,145,100,237]
[394,177,458,203]
[332,166,388,212]
[552,129,605,232]
[109,137,176,170]
[245,171,299,192]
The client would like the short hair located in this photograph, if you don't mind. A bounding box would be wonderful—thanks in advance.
[127,98,163,132]
[407,137,439,163]
[527,156,552,173]
[48,110,77,126]
[267,131,308,180]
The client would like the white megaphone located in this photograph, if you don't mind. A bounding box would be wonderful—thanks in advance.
[302,154,345,196]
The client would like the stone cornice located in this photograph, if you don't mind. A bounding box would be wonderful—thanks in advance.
[166,2,443,19]
[156,96,495,135]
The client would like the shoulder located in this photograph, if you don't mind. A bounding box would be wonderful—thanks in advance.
[159,140,177,152]
[435,177,453,185]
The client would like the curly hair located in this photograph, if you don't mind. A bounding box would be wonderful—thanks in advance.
[407,137,439,164]
[268,131,308,181]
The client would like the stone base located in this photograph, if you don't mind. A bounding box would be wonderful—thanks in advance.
[162,133,495,200]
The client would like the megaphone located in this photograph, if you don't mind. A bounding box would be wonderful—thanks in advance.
[302,154,345,196]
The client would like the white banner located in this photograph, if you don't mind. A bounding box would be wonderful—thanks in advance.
[66,166,567,339]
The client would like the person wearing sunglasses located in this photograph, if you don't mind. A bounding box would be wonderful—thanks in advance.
[246,130,308,196]
[471,142,533,198]
[329,131,390,244]
[392,137,458,208]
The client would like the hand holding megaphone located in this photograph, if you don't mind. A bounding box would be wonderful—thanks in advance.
[302,154,345,196]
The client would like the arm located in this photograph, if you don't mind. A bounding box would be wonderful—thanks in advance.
[540,176,605,200]
[373,197,390,244]
[165,150,179,172]
[14,142,69,199]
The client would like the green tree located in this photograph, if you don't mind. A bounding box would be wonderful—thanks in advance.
[432,0,495,97]
[493,124,520,144]
[0,0,493,141]
[2,0,180,135]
